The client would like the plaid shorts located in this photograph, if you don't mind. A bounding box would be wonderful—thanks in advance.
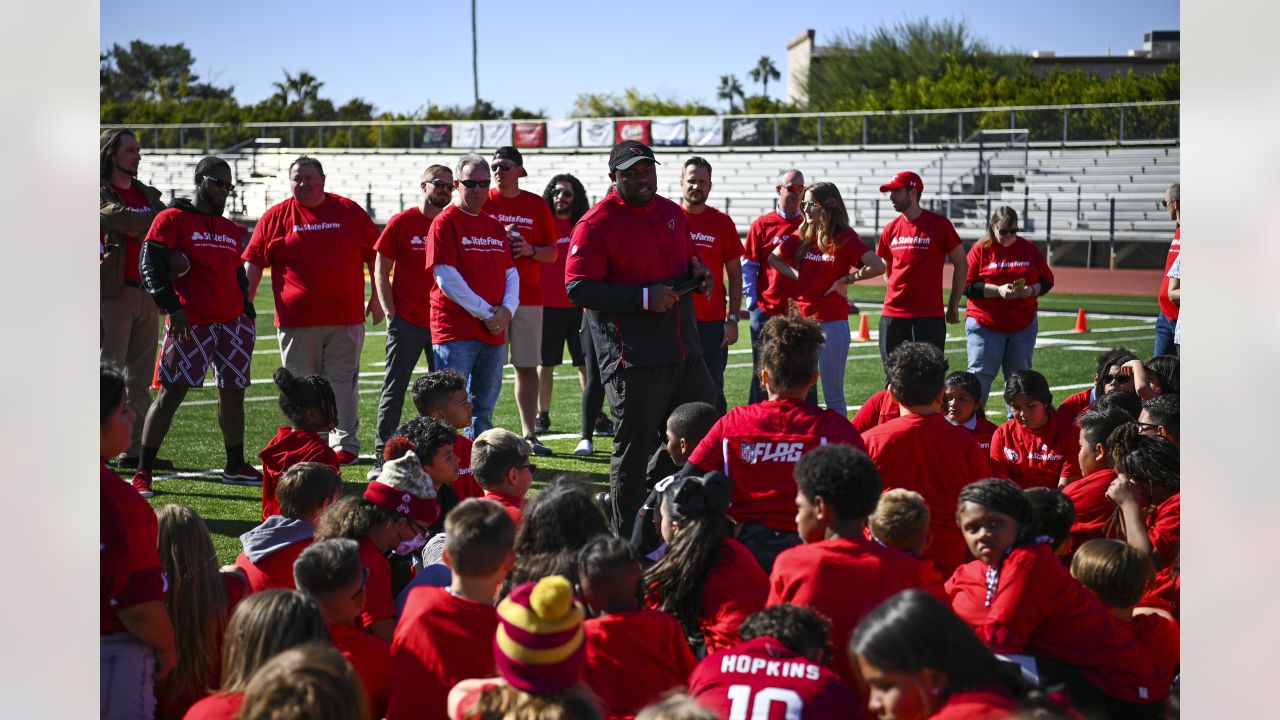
[158,314,256,389]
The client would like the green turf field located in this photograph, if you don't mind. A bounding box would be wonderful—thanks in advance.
[138,287,1158,563]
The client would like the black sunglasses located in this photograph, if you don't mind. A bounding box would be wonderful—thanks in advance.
[552,188,575,197]
[491,162,517,172]
[426,180,453,189]
[998,228,1019,236]
[1100,373,1133,384]
[351,567,370,599]
[204,176,235,192]
[514,463,537,473]
[459,179,491,189]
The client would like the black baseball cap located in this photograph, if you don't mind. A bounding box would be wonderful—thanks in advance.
[608,140,659,171]
[492,146,524,165]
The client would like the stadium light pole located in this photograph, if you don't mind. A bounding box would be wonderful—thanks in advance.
[471,0,479,108]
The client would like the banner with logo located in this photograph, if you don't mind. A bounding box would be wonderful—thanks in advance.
[513,122,546,148]
[688,116,724,146]
[421,124,450,147]
[482,122,512,148]
[580,119,613,147]
[614,119,651,145]
[650,118,687,146]
[452,122,482,148]
[546,120,580,147]
[728,118,765,146]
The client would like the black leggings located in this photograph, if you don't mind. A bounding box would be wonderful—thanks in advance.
[580,313,608,439]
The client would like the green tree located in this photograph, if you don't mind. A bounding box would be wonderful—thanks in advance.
[270,70,325,114]
[101,40,234,103]
[716,75,745,113]
[748,56,781,98]
[570,88,714,117]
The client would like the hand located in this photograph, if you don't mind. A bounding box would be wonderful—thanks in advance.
[997,283,1018,300]
[366,297,385,325]
[690,257,712,295]
[1119,359,1140,379]
[168,308,191,343]
[485,307,512,334]
[155,643,178,678]
[722,320,739,347]
[645,283,679,312]
[1106,475,1140,507]
[507,225,531,259]
[945,306,961,324]
[825,276,850,297]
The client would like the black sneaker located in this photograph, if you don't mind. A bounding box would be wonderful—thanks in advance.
[594,413,615,437]
[526,435,553,457]
[534,411,551,435]
[594,491,612,524]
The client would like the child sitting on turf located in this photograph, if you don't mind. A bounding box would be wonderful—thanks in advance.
[578,536,697,718]
[409,369,484,499]
[392,416,463,535]
[235,461,342,593]
[1138,394,1179,445]
[1057,347,1140,422]
[645,472,768,657]
[632,401,720,556]
[1071,539,1179,711]
[942,371,1000,451]
[471,428,534,527]
[851,383,900,434]
[988,369,1083,489]
[236,643,369,720]
[258,368,340,520]
[768,444,942,690]
[392,499,517,720]
[1024,486,1076,556]
[315,445,439,641]
[1062,406,1133,551]
[501,477,612,598]
[868,488,931,558]
[1105,423,1181,619]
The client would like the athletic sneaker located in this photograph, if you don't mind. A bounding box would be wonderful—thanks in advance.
[335,450,359,466]
[222,463,263,486]
[117,455,174,471]
[366,463,384,481]
[131,471,155,498]
[525,435,553,457]
[534,412,551,435]
[594,413,615,437]
[573,438,594,456]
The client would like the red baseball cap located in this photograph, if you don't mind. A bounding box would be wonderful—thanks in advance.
[879,171,924,193]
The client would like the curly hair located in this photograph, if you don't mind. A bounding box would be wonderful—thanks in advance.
[1107,423,1179,496]
[887,342,949,407]
[273,367,337,431]
[314,496,400,545]
[391,415,457,466]
[757,313,824,392]
[542,173,590,225]
[795,445,882,521]
[411,368,468,416]
[796,181,851,255]
[738,604,833,663]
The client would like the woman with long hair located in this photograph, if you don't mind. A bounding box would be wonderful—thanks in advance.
[501,476,610,596]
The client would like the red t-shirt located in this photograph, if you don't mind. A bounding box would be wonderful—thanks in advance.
[744,211,803,316]
[931,687,1020,719]
[358,537,395,631]
[242,194,377,327]
[101,463,165,635]
[258,426,339,520]
[234,538,313,593]
[988,411,1082,489]
[964,237,1054,334]
[1057,388,1093,424]
[851,388,900,434]
[146,208,246,324]
[1064,468,1119,551]
[777,229,869,322]
[688,636,859,720]
[768,535,944,688]
[425,204,515,345]
[684,205,744,322]
[583,610,698,717]
[1158,227,1180,321]
[453,435,484,501]
[1131,613,1179,695]
[483,489,525,527]
[861,413,992,576]
[699,538,770,653]
[951,414,1001,452]
[113,182,154,283]
[374,207,436,327]
[946,543,1161,703]
[390,587,498,720]
[540,217,575,309]
[486,189,558,306]
[876,210,962,318]
[688,399,866,532]
[181,692,243,720]
[1147,493,1180,568]
[330,623,392,720]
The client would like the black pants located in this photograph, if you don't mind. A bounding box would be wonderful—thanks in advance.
[605,356,715,537]
[374,315,435,463]
[580,312,609,439]
[737,523,802,575]
[878,315,946,372]
[697,320,729,415]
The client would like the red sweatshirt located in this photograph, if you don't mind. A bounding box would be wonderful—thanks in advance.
[583,610,697,717]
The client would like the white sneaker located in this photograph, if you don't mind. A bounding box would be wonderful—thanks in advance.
[573,439,594,456]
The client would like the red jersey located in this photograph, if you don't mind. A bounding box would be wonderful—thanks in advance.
[861,413,991,576]
[147,208,246,324]
[699,538,770,653]
[390,587,498,720]
[684,204,743,322]
[358,537,395,631]
[946,543,1161,703]
[876,210,962,318]
[113,182,153,283]
[100,464,165,635]
[688,399,866,532]
[851,388,900,434]
[540,217,575,309]
[931,687,1020,719]
[182,692,242,720]
[258,426,339,520]
[330,623,392,720]
[1158,227,1180,321]
[453,435,484,501]
[425,204,515,345]
[242,194,377,327]
[374,207,436,327]
[1131,613,1179,695]
[234,538,313,593]
[768,535,944,688]
[777,228,870,322]
[950,414,1001,452]
[988,412,1082,489]
[964,237,1053,333]
[1064,468,1119,551]
[744,211,803,316]
[1057,389,1093,424]
[485,189,558,305]
[583,610,697,717]
[484,489,526,527]
[688,636,860,720]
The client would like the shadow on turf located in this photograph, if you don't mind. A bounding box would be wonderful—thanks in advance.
[204,518,260,539]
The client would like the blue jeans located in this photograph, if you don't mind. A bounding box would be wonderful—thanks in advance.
[818,319,851,417]
[966,316,1038,404]
[433,339,505,438]
[1154,312,1178,357]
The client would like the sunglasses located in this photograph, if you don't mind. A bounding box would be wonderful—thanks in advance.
[351,567,370,600]
[491,162,517,172]
[515,463,537,473]
[1159,199,1172,209]
[1100,373,1134,385]
[801,200,820,210]
[552,189,575,198]
[779,184,805,193]
[1136,421,1160,432]
[204,176,235,192]
[458,179,491,189]
[426,180,453,189]
[998,228,1019,236]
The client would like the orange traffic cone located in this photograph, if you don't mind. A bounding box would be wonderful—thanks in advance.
[1073,308,1088,333]
[856,314,871,342]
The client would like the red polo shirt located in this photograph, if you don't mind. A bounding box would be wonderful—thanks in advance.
[988,411,1082,489]
[778,228,870,322]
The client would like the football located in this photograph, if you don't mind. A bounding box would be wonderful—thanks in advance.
[170,250,191,278]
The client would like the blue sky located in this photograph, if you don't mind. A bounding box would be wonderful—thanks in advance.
[101,0,1179,117]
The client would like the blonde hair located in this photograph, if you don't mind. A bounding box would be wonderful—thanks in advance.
[635,694,720,720]
[236,643,369,720]
[796,181,850,256]
[156,504,228,703]
[869,489,931,556]
[980,206,1019,249]
[1070,538,1154,609]
[463,683,602,720]
[219,590,330,693]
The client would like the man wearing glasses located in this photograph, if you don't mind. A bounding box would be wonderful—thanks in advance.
[1154,182,1180,357]
[368,164,455,478]
[244,155,382,467]
[483,146,559,457]
[425,155,519,438]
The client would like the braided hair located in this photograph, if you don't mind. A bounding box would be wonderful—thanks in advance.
[1107,423,1180,498]
[273,367,338,431]
[956,478,1038,547]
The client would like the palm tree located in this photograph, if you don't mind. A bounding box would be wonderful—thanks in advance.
[272,70,324,114]
[717,74,745,113]
[749,56,781,98]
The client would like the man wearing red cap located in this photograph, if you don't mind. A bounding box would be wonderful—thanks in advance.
[875,171,966,368]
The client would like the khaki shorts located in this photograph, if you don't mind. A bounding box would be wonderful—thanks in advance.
[507,305,543,367]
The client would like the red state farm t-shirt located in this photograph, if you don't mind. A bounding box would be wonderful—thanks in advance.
[242,194,377,327]
[861,413,991,576]
[684,205,744,322]
[876,210,962,318]
[688,636,860,720]
[964,236,1054,334]
[330,623,392,720]
[744,211,803,316]
[540,217,575,309]
[1158,227,1181,321]
[452,435,484,501]
[769,535,944,689]
[358,537,395,632]
[146,208,246,324]
[988,411,1082,489]
[777,228,869,322]
[374,207,436,328]
[426,204,515,345]
[101,464,166,635]
[113,182,154,283]
[1057,388,1093,424]
[583,610,697,717]
[234,538,313,593]
[1064,468,1119,551]
[390,587,498,720]
[698,538,770,652]
[485,189,558,306]
[688,399,865,532]
[258,426,339,520]
[852,388,900,434]
[950,414,1001,452]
